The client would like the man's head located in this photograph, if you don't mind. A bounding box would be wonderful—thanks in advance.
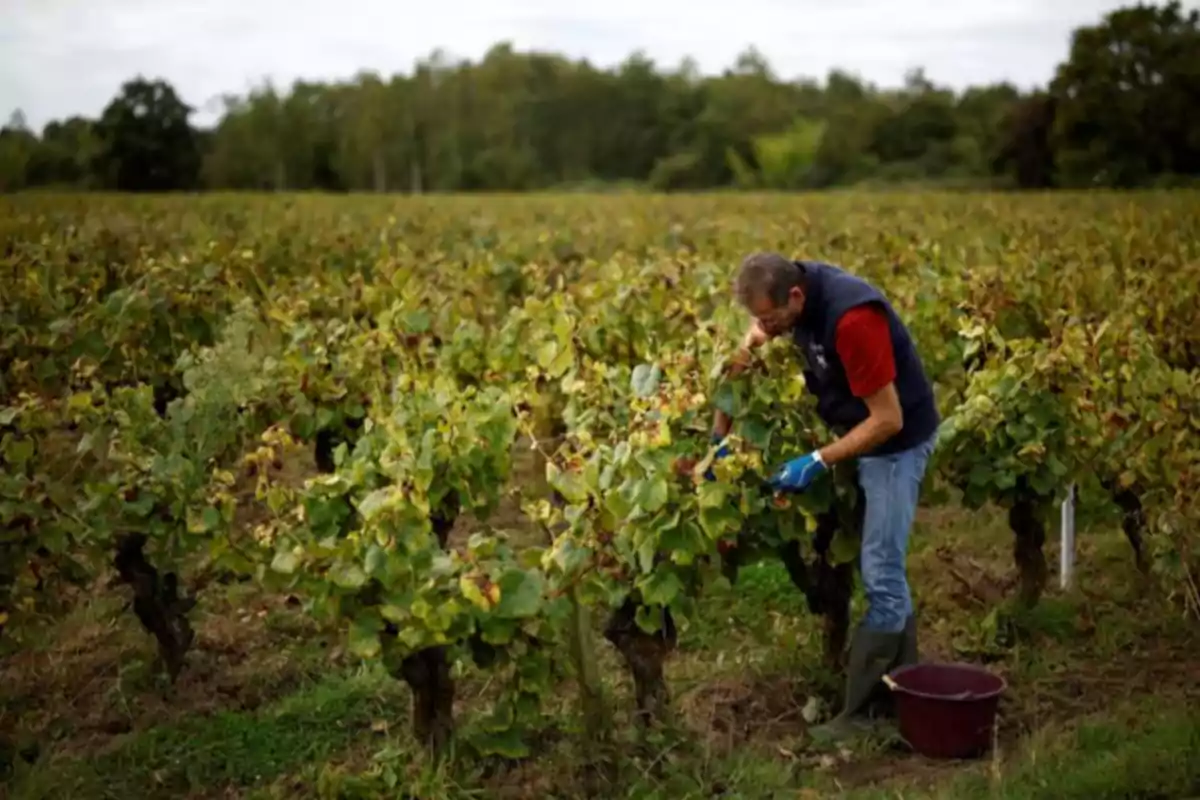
[733,252,807,336]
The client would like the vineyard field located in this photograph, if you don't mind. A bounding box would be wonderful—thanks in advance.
[2,191,1199,799]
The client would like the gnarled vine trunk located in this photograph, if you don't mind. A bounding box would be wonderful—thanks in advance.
[1009,490,1048,608]
[604,597,676,727]
[1108,484,1148,572]
[386,507,461,754]
[395,645,455,753]
[777,534,853,669]
[113,533,196,681]
[777,480,860,668]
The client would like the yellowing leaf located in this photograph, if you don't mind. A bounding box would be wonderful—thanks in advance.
[270,550,299,575]
[460,574,493,610]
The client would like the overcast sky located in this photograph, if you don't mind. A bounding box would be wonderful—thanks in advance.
[1,0,1151,131]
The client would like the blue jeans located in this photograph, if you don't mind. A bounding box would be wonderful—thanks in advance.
[857,435,936,633]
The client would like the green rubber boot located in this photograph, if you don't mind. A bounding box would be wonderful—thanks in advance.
[809,622,907,745]
[900,613,919,667]
[869,614,919,720]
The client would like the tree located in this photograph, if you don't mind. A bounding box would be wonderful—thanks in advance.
[1050,1,1200,187]
[7,4,1200,193]
[36,117,100,187]
[0,111,37,192]
[994,92,1059,189]
[94,77,201,191]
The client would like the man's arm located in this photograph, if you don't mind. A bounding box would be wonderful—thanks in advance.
[816,304,900,466]
[817,382,902,465]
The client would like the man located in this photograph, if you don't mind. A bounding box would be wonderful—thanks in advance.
[711,252,939,742]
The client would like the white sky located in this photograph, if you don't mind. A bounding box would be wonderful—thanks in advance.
[0,0,1160,131]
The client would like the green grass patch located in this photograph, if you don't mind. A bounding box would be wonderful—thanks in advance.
[682,560,814,648]
[868,697,1200,800]
[8,667,403,800]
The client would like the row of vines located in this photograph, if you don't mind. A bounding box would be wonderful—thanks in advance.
[2,191,1198,759]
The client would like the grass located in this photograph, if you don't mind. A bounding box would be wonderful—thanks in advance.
[3,503,1198,799]
[850,697,1200,800]
[9,669,402,800]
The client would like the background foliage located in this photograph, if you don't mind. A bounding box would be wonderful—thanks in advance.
[2,2,1198,194]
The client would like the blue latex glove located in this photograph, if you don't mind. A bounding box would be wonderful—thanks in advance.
[704,435,731,481]
[768,452,827,493]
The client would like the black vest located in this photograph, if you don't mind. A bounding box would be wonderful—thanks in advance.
[790,260,939,457]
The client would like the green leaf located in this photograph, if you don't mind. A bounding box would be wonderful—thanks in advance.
[1047,454,1068,478]
[713,383,738,416]
[699,503,742,540]
[201,506,222,532]
[548,341,575,377]
[126,494,156,518]
[740,417,773,450]
[551,537,589,575]
[0,407,18,426]
[536,340,558,370]
[365,544,387,576]
[330,561,367,589]
[635,604,665,634]
[638,569,683,606]
[635,476,669,514]
[494,569,544,619]
[3,439,34,465]
[630,363,663,398]
[547,462,589,504]
[358,488,392,519]
[696,481,729,509]
[598,463,616,490]
[994,469,1017,491]
[968,462,992,488]
[270,550,299,575]
[380,604,407,623]
[604,486,633,521]
[471,728,530,759]
[1029,470,1056,497]
[828,529,860,565]
[348,615,381,659]
[637,535,656,574]
[478,616,519,644]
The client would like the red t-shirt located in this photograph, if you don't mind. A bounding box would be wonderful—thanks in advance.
[834,304,896,397]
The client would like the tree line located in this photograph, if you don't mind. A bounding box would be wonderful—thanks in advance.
[2,2,1197,194]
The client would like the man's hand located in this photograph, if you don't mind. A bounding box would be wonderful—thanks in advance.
[742,320,771,350]
[713,321,772,438]
[705,435,731,480]
[728,321,771,376]
[672,436,731,482]
[768,451,828,493]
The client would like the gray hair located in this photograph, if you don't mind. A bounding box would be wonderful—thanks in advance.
[733,252,804,307]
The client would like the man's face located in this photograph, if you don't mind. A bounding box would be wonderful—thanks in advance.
[745,286,805,337]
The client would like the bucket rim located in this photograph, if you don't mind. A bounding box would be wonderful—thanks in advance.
[887,660,1008,702]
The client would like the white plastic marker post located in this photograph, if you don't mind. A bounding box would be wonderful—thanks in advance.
[1060,483,1076,589]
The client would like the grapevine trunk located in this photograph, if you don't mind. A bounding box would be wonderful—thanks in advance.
[1111,486,1148,573]
[397,646,456,754]
[1009,493,1048,608]
[604,598,676,727]
[112,533,196,682]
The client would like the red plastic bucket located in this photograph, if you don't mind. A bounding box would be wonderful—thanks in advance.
[884,662,1006,759]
